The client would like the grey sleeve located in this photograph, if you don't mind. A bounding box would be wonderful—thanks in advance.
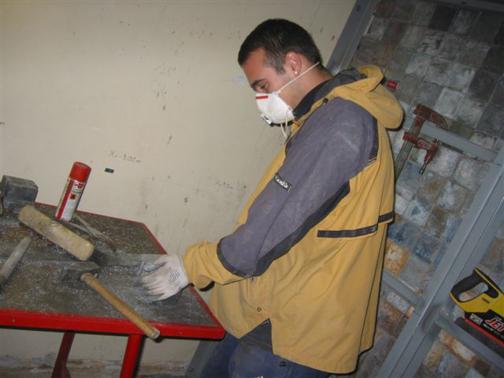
[217,99,377,277]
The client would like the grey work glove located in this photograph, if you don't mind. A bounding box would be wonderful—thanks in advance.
[142,255,189,301]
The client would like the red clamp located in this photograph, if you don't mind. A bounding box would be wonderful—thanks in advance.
[386,80,398,91]
[395,105,448,177]
[402,133,440,174]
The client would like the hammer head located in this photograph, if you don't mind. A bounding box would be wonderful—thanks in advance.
[59,261,100,288]
[0,176,38,213]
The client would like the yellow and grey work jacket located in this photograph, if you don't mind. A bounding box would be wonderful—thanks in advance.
[183,65,403,373]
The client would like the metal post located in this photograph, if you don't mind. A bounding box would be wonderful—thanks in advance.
[326,0,378,74]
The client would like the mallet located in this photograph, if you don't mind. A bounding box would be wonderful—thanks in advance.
[18,205,94,261]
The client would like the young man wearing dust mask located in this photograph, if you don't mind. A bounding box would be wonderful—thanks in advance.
[143,18,402,377]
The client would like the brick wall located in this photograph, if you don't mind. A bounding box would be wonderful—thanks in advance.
[346,1,504,376]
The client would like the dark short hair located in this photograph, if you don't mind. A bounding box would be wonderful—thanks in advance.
[238,19,322,72]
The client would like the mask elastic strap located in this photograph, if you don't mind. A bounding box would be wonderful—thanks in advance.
[280,113,292,140]
[277,61,320,94]
[280,122,289,140]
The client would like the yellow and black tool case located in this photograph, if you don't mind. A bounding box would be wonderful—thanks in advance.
[450,268,504,348]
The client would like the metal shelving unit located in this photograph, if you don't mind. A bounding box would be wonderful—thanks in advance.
[435,312,504,370]
[378,128,504,377]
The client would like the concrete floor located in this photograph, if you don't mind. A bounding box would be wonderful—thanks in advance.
[0,366,119,378]
[0,365,184,377]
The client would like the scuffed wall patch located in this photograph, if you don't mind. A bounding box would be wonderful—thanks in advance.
[109,150,142,163]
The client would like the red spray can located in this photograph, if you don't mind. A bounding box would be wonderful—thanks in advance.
[55,162,91,221]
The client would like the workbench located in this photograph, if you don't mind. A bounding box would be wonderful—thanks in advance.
[0,204,224,377]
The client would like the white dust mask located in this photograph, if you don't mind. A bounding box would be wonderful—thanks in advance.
[255,62,320,126]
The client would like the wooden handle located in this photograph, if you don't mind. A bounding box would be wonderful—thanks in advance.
[81,272,160,340]
[18,205,94,261]
[0,236,32,287]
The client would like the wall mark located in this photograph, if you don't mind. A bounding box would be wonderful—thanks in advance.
[109,150,141,163]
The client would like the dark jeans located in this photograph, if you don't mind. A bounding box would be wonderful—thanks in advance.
[200,333,330,378]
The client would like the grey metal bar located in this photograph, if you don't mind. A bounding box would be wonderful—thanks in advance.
[436,0,504,12]
[378,146,504,377]
[326,0,378,74]
[382,270,420,307]
[460,201,504,281]
[421,122,498,162]
[435,312,504,371]
[404,324,440,377]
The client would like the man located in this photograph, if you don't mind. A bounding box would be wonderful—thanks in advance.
[143,19,403,377]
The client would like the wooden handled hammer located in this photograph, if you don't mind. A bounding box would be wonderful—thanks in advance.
[61,262,160,340]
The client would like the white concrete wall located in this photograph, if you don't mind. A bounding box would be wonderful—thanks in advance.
[0,0,355,370]
[0,3,4,173]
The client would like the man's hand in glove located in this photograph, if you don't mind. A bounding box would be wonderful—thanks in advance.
[142,255,189,301]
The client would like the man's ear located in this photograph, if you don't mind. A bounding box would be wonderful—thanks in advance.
[283,52,303,77]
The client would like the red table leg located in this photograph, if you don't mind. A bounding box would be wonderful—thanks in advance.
[52,331,75,378]
[120,334,144,378]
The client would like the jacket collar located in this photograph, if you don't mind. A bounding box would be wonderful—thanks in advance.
[293,68,364,120]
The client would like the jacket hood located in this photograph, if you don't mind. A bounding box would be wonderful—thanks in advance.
[331,65,403,130]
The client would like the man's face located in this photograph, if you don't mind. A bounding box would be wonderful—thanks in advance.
[241,48,297,108]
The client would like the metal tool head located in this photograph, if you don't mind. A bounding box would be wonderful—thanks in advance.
[59,261,100,288]
[90,250,161,272]
[0,176,38,214]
